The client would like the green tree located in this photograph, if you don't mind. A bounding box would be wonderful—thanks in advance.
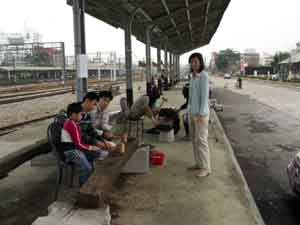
[271,52,290,72]
[215,49,240,73]
[24,52,51,66]
[32,52,51,66]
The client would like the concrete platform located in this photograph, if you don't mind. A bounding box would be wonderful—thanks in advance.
[111,85,265,225]
[1,82,265,225]
[0,82,145,225]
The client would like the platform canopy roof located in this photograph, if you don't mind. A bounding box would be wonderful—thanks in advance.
[279,52,300,65]
[68,0,230,54]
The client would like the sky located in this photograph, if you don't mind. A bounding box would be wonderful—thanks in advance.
[1,0,300,65]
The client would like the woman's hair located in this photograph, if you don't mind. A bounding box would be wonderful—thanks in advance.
[188,52,205,73]
[67,102,82,117]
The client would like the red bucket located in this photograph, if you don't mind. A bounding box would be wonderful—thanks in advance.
[150,150,165,166]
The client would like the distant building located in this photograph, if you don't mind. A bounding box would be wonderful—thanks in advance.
[241,49,260,67]
[279,42,300,80]
[244,48,257,54]
[0,32,42,45]
[209,52,218,71]
[260,52,273,66]
[291,42,300,55]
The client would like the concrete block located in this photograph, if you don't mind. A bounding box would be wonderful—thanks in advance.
[32,201,111,225]
[159,129,175,143]
[122,145,150,174]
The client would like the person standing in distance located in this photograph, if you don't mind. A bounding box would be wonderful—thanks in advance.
[187,53,211,178]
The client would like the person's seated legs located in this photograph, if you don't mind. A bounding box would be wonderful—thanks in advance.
[64,149,92,186]
[120,95,158,126]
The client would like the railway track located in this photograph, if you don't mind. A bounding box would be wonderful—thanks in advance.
[0,114,56,137]
[0,82,125,136]
[0,81,124,105]
[0,87,70,100]
[0,78,123,95]
[0,89,72,105]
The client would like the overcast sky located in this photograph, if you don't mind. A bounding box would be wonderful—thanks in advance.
[1,0,300,64]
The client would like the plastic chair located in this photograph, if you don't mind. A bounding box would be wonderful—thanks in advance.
[47,122,75,201]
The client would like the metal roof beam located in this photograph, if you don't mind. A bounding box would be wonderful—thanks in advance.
[153,0,209,24]
[163,16,205,33]
[160,0,182,41]
[169,23,216,41]
[185,0,193,48]
[201,0,211,41]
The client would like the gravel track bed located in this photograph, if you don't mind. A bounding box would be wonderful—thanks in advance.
[0,93,76,128]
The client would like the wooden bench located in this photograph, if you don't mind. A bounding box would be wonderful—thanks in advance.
[77,138,139,208]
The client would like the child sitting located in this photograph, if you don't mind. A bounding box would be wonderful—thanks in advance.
[61,102,109,186]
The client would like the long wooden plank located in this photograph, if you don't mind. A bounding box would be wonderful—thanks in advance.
[77,138,139,208]
[0,139,50,178]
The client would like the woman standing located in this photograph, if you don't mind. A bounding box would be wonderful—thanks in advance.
[187,53,211,178]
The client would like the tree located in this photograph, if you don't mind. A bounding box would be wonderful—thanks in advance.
[31,52,51,66]
[24,52,51,66]
[215,49,240,73]
[271,52,290,72]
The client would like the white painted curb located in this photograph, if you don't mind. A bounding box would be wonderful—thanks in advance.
[211,109,266,225]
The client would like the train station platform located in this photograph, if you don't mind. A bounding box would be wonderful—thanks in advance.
[0,82,143,225]
[0,82,264,225]
[110,85,264,225]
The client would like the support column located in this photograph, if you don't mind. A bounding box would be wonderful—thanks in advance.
[176,55,179,81]
[97,68,101,80]
[146,25,152,96]
[174,54,177,82]
[178,55,181,81]
[61,42,66,85]
[125,20,133,106]
[73,0,88,101]
[114,67,117,81]
[174,54,178,81]
[169,52,173,85]
[157,43,161,76]
[164,40,168,81]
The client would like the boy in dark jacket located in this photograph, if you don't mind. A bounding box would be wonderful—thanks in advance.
[79,92,115,163]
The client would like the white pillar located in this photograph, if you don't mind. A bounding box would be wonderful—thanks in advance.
[114,68,116,81]
[97,68,101,80]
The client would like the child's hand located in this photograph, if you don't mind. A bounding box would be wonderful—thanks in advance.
[104,141,117,151]
[104,131,113,139]
[96,141,107,150]
[104,142,114,151]
[90,146,100,151]
[121,133,128,143]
